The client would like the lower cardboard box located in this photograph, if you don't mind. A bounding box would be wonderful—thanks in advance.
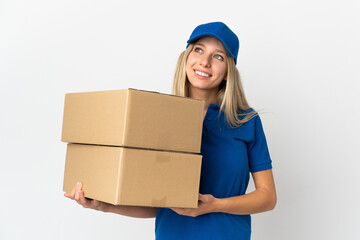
[63,143,202,208]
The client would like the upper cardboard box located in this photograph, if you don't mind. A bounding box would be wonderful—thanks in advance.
[61,89,204,153]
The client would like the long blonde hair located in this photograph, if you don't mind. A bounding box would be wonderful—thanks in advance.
[172,43,258,128]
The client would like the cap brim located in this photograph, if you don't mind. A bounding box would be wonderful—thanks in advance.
[186,33,236,63]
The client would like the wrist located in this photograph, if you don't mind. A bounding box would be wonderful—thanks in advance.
[212,197,224,213]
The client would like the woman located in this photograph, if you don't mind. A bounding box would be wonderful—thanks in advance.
[65,21,277,239]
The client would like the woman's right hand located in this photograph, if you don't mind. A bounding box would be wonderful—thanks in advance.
[64,182,158,218]
[64,182,108,212]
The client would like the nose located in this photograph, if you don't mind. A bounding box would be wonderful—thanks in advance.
[200,54,211,67]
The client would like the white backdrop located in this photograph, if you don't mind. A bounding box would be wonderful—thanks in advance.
[1,0,359,239]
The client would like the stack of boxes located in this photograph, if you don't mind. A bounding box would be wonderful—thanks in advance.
[61,89,204,208]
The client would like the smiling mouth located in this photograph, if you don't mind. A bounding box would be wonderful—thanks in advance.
[195,70,212,77]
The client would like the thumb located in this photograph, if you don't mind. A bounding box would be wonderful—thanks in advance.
[198,194,209,202]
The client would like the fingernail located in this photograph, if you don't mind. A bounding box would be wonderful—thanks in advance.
[76,182,82,186]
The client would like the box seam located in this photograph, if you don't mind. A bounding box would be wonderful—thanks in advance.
[115,148,124,204]
[122,89,130,145]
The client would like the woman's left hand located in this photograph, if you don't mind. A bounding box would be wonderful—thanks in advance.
[170,194,219,217]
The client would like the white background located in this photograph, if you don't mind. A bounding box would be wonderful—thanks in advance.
[1,0,359,239]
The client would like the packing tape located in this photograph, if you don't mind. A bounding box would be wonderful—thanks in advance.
[151,196,167,207]
[155,151,171,163]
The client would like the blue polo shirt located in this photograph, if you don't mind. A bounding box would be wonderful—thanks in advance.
[155,104,272,240]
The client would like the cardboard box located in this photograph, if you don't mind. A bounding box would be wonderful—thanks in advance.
[61,89,204,153]
[63,144,202,208]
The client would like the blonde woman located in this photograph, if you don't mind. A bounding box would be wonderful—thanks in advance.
[65,22,276,240]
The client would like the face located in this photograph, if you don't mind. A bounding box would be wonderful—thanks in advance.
[186,37,228,94]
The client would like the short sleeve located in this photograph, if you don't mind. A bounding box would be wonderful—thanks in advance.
[247,115,272,172]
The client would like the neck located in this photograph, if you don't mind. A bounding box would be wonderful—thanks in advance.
[189,87,218,111]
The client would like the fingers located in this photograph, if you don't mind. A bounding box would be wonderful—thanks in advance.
[64,182,81,200]
[171,207,199,218]
[170,208,183,215]
[74,182,84,204]
[71,183,80,198]
[198,194,204,201]
[64,182,107,211]
[64,182,83,201]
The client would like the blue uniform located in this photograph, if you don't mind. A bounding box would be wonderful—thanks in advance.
[155,104,272,240]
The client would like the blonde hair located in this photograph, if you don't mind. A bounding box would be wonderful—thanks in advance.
[172,43,258,128]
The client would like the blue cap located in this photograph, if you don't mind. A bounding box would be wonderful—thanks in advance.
[186,22,239,64]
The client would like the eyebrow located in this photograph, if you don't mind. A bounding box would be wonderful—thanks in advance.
[195,43,226,55]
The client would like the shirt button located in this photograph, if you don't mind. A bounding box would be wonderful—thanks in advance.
[207,117,212,121]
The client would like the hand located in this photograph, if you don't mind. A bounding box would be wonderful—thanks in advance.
[170,194,219,217]
[64,182,108,212]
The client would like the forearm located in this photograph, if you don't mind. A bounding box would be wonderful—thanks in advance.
[215,188,277,215]
[171,170,276,217]
[103,203,158,218]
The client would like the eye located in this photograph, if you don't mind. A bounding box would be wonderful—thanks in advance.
[214,54,224,61]
[194,47,203,53]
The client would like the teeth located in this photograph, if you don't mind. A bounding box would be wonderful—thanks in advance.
[195,70,210,77]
